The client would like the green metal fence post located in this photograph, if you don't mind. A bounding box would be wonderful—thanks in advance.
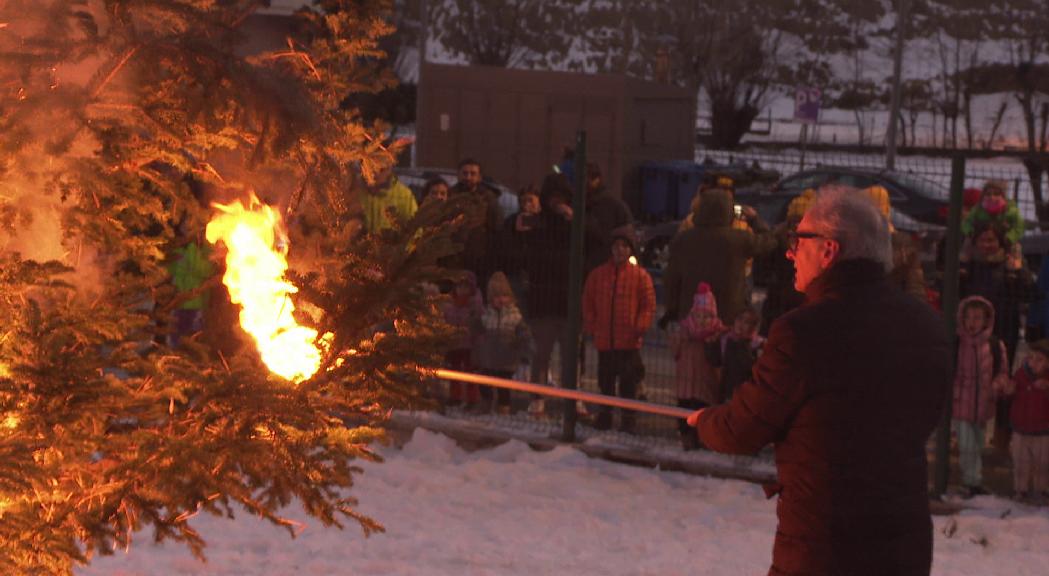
[561,131,587,442]
[934,155,965,498]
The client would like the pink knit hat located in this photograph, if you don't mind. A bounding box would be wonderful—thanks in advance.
[691,282,718,317]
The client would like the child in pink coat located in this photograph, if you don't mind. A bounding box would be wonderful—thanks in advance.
[953,295,1010,498]
[671,283,725,450]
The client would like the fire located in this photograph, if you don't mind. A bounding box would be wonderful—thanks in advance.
[206,194,321,383]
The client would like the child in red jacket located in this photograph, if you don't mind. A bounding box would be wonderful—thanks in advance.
[440,272,483,409]
[1002,339,1049,503]
[582,233,655,432]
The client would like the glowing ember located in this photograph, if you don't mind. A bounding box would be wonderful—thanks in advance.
[206,195,321,383]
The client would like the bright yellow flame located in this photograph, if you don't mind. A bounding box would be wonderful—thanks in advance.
[1,413,17,429]
[206,195,321,383]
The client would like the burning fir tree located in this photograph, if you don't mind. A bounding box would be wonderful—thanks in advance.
[0,1,459,573]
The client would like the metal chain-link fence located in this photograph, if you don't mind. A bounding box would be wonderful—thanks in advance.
[421,144,1048,497]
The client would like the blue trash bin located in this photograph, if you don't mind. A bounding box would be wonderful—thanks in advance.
[674,167,706,219]
[640,163,673,219]
[641,160,706,220]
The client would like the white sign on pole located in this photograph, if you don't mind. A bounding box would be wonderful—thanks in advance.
[794,86,821,124]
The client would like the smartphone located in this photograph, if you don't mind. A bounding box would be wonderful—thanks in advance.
[733,204,743,218]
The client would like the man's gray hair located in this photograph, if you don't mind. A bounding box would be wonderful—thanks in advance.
[805,185,893,270]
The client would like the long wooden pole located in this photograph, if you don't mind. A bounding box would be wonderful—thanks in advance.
[434,369,695,420]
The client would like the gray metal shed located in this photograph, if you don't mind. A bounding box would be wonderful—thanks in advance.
[416,63,696,214]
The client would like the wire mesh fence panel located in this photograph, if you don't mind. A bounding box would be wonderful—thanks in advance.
[419,148,1047,496]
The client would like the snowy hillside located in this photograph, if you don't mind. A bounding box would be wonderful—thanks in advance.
[79,428,1049,576]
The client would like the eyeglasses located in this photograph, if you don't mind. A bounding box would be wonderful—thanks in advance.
[787,230,830,253]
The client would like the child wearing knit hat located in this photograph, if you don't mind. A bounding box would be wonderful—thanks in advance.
[962,179,1025,246]
[441,272,484,409]
[671,282,727,450]
[472,272,534,414]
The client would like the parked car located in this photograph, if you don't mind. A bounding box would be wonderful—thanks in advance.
[393,166,519,218]
[1020,229,1049,272]
[737,167,950,230]
[639,166,951,273]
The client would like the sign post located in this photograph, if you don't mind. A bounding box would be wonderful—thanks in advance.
[795,87,821,171]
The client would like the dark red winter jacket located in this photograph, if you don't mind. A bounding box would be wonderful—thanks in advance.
[698,259,952,576]
[1009,364,1049,435]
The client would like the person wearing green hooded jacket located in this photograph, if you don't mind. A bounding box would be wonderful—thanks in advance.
[961,179,1024,246]
[168,236,214,347]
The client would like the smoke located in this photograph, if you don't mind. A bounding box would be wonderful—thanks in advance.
[0,189,66,262]
[0,180,108,296]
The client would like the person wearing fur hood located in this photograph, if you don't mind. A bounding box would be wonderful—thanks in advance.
[953,295,1011,497]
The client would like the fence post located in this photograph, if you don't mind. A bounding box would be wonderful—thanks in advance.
[934,155,965,498]
[799,124,808,172]
[561,130,587,442]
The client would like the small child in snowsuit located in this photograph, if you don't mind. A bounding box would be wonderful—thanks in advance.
[707,307,764,404]
[962,179,1025,247]
[473,272,534,414]
[953,295,1010,498]
[1001,339,1049,503]
[440,271,483,409]
[671,282,725,450]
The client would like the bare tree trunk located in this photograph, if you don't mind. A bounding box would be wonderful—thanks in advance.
[950,37,960,149]
[708,92,761,149]
[908,110,918,146]
[942,111,950,149]
[987,101,1008,149]
[898,111,908,148]
[854,110,865,146]
[1023,156,1048,231]
[1020,89,1048,229]
[963,94,973,150]
[935,109,944,146]
[1040,102,1049,152]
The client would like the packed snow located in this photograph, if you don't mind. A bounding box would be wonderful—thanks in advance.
[79,428,1049,576]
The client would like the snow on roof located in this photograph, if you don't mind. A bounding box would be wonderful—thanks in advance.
[256,0,310,16]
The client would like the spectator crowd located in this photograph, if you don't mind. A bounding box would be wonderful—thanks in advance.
[165,152,1049,506]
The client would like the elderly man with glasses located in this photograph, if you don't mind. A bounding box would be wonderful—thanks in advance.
[688,186,952,576]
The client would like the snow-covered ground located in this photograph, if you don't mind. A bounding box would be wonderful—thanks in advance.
[79,428,1049,576]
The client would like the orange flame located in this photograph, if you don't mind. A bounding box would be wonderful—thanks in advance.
[205,195,321,383]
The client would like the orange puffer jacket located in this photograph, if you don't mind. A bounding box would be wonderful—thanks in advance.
[583,260,656,351]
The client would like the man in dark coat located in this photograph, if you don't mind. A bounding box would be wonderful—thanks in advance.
[449,158,504,282]
[688,187,952,576]
[582,162,634,276]
[663,187,776,325]
[520,174,574,414]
